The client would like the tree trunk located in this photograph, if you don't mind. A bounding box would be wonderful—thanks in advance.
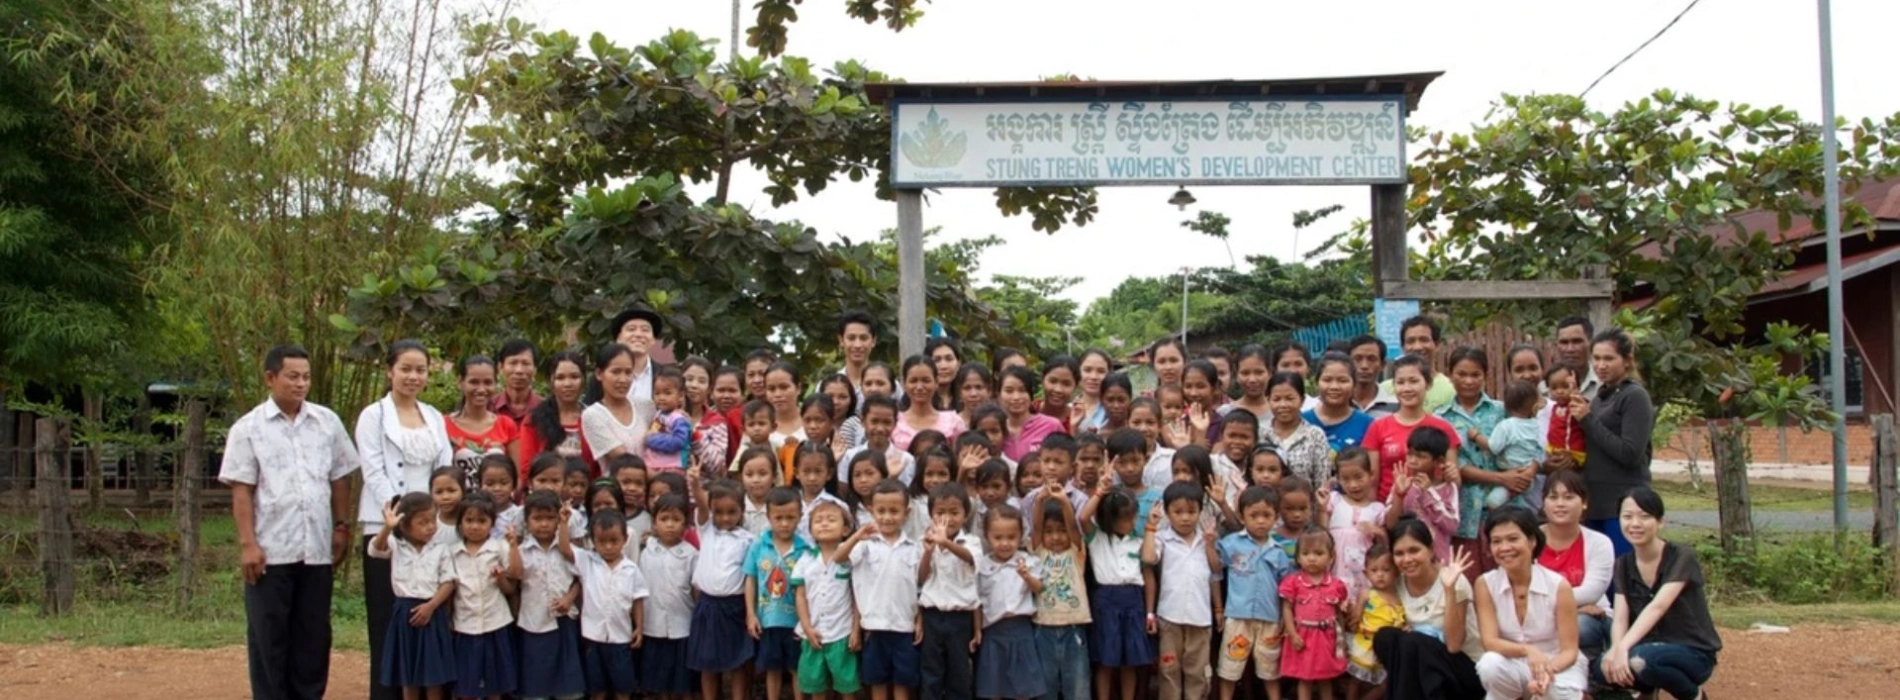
[175,399,207,610]
[83,390,102,510]
[36,417,76,616]
[132,394,154,508]
[1710,418,1755,554]
[1777,424,1790,465]
[1873,414,1898,595]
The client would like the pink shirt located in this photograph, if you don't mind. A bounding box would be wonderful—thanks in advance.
[892,410,965,452]
[1003,414,1066,462]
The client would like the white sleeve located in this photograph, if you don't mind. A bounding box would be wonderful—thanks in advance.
[327,411,363,481]
[356,403,396,509]
[1578,529,1616,608]
[217,416,258,486]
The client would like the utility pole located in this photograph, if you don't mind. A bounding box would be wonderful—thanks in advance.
[1817,0,1849,541]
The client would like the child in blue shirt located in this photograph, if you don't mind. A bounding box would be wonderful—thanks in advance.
[746,487,809,700]
[1216,485,1294,700]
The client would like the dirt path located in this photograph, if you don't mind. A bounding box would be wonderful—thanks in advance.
[4,624,1897,698]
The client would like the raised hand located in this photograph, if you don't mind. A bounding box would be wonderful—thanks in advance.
[381,500,402,530]
[1013,557,1033,581]
[1146,506,1164,533]
[1187,403,1210,433]
[504,525,521,546]
[1440,545,1473,589]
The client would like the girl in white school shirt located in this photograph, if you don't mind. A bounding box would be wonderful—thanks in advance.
[445,492,519,699]
[639,493,700,700]
[508,490,585,700]
[688,481,762,700]
[974,504,1048,700]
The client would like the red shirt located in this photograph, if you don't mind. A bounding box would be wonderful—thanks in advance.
[1361,413,1462,502]
[489,391,543,424]
[445,415,519,486]
[516,416,593,483]
[1539,536,1587,588]
[1547,404,1586,455]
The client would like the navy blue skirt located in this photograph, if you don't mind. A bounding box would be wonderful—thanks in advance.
[454,628,519,697]
[686,594,754,672]
[519,618,585,698]
[1088,584,1155,668]
[381,597,457,688]
[756,626,802,672]
[584,638,639,695]
[641,636,696,695]
[976,616,1046,699]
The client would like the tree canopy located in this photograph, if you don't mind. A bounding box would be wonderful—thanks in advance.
[1408,91,1900,421]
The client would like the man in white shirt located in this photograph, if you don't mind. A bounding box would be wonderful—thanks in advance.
[219,344,361,700]
[612,305,664,405]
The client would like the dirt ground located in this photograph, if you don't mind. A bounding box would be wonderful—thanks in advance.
[3,624,1897,698]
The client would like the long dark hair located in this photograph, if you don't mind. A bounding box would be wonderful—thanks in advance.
[528,350,587,458]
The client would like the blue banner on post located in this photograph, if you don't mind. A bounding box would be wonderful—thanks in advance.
[1373,298,1418,361]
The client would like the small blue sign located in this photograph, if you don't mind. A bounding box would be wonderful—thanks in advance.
[1373,298,1418,361]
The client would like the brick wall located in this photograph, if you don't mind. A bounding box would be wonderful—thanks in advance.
[1654,421,1874,467]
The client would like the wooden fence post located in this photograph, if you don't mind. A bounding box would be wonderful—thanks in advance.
[1873,414,1899,594]
[14,413,32,509]
[133,394,153,507]
[82,391,102,510]
[175,399,207,609]
[35,417,76,616]
[1710,418,1755,554]
[0,390,12,505]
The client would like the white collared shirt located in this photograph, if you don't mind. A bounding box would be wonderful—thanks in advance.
[581,402,651,462]
[1154,526,1218,626]
[904,495,933,542]
[1088,531,1143,586]
[918,531,982,611]
[369,535,450,599]
[576,548,649,643]
[1120,446,1176,489]
[218,399,360,565]
[429,517,462,547]
[639,538,698,639]
[792,552,854,643]
[970,495,1019,543]
[976,550,1041,627]
[498,507,589,546]
[692,524,757,597]
[516,536,578,634]
[445,537,515,634]
[849,532,923,631]
[744,496,771,537]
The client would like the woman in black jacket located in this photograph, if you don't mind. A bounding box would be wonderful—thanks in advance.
[1570,328,1653,556]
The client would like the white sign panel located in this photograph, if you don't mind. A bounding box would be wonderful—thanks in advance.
[890,98,1405,188]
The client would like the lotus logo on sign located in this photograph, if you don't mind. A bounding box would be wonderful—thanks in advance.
[899,107,968,169]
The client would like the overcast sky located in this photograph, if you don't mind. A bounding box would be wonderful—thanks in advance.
[521,0,1898,309]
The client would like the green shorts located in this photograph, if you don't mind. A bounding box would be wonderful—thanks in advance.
[797,638,861,695]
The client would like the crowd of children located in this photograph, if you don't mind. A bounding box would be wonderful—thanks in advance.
[361,315,1626,700]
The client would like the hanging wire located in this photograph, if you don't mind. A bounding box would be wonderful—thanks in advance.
[1580,0,1706,98]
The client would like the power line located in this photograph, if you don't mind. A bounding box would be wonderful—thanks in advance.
[1580,0,1706,98]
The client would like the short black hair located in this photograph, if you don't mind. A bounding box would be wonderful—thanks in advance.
[1406,425,1452,460]
[524,489,563,515]
[766,486,800,508]
[1040,432,1078,458]
[1390,354,1433,383]
[742,399,774,421]
[930,482,972,517]
[838,309,878,338]
[647,493,690,521]
[973,459,1010,486]
[1400,315,1441,343]
[1161,481,1205,509]
[743,348,778,367]
[861,394,899,419]
[264,344,310,374]
[1503,379,1540,415]
[1271,340,1311,368]
[652,365,684,392]
[590,507,629,536]
[497,338,537,364]
[604,453,647,477]
[1623,485,1666,520]
[1105,428,1146,459]
[1237,485,1279,513]
[1347,334,1388,359]
[1220,409,1259,435]
[1555,315,1594,339]
[1483,505,1547,559]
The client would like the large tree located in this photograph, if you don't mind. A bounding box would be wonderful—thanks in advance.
[1407,91,1900,420]
[0,0,173,395]
[345,23,1097,366]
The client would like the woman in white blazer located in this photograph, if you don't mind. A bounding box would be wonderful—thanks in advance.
[355,339,452,700]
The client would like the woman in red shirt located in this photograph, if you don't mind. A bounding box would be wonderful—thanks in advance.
[1361,355,1462,501]
[445,355,520,486]
[1538,469,1615,661]
[518,350,591,479]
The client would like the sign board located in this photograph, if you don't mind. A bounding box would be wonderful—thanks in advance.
[890,98,1405,188]
[1373,298,1419,361]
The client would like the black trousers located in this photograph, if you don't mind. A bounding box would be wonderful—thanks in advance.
[245,563,334,700]
[363,535,402,700]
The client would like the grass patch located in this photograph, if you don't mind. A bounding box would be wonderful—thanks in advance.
[1650,478,1875,513]
[0,510,367,650]
[1712,600,1900,628]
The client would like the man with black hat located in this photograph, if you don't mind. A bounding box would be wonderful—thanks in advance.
[611,304,665,406]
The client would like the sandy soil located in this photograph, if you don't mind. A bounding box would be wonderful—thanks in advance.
[3,624,1896,698]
